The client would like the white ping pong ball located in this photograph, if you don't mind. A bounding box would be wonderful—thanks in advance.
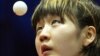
[13,1,28,16]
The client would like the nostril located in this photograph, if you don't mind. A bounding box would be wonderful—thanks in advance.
[40,35,49,42]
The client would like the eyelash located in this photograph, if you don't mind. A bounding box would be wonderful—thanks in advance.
[36,26,43,32]
[52,20,62,24]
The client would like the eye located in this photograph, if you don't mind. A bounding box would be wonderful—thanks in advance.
[36,26,43,32]
[52,20,62,25]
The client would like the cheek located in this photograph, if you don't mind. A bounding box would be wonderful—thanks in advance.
[51,25,82,55]
[52,24,78,44]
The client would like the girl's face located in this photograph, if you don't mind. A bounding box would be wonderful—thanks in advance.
[35,14,83,56]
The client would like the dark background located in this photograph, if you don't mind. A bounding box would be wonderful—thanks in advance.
[0,0,100,56]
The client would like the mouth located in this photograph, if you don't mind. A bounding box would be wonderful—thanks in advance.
[41,44,52,55]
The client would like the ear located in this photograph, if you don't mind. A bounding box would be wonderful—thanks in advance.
[82,26,96,46]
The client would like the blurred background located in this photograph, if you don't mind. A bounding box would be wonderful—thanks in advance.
[0,0,100,56]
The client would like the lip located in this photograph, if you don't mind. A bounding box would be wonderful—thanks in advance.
[41,44,52,56]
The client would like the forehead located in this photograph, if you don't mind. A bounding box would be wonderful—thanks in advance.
[38,14,61,22]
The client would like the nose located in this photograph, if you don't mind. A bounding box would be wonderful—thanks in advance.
[39,26,51,42]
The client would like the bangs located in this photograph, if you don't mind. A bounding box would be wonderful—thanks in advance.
[32,0,73,29]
